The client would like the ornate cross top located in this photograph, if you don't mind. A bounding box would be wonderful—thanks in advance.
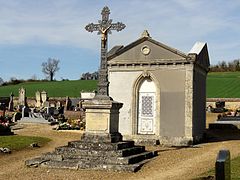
[85,6,126,49]
[85,6,126,99]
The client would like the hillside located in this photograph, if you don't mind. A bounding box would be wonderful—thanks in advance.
[0,80,97,97]
[207,72,240,98]
[0,72,239,98]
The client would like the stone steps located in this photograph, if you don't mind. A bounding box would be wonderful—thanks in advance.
[25,135,157,172]
[37,152,156,172]
[42,150,154,165]
[54,145,145,157]
[68,140,135,151]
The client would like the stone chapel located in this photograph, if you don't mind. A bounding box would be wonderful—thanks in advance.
[107,30,210,146]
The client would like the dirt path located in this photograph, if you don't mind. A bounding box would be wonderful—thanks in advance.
[1,123,240,180]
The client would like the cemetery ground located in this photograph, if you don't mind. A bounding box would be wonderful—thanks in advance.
[1,113,240,180]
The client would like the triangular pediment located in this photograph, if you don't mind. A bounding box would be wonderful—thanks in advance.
[108,36,188,64]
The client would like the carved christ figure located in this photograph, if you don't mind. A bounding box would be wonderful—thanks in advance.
[99,25,111,48]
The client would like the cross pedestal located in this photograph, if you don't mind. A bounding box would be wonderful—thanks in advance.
[83,6,126,143]
[82,98,123,143]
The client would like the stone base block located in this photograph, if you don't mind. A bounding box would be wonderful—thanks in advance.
[80,132,122,143]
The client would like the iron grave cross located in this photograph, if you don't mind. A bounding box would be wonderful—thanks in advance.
[85,6,125,99]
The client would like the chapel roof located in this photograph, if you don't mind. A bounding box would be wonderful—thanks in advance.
[107,30,187,60]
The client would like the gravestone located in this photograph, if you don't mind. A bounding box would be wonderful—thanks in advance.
[21,106,30,118]
[50,103,56,108]
[35,91,42,108]
[0,103,6,117]
[64,96,72,111]
[41,91,48,104]
[42,101,50,108]
[8,92,14,111]
[56,101,62,109]
[12,112,22,122]
[47,107,55,115]
[215,149,231,180]
[25,6,156,172]
[19,87,26,106]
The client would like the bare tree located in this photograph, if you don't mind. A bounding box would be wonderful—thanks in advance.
[42,58,60,81]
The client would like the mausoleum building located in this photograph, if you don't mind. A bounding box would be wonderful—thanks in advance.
[108,30,210,146]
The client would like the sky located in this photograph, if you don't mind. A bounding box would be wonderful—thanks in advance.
[0,0,240,81]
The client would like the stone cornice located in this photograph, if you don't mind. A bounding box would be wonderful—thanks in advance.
[108,58,194,68]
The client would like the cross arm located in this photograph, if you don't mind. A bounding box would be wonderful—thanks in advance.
[110,22,126,32]
[85,23,100,33]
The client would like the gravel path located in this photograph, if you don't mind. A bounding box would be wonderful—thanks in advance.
[0,123,240,180]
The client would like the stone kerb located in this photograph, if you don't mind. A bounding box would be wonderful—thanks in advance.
[215,149,231,180]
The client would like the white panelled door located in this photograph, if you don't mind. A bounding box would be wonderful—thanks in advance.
[137,79,156,134]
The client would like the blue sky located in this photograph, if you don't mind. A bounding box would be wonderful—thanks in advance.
[0,0,240,81]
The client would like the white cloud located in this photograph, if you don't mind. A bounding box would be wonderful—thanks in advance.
[0,0,239,64]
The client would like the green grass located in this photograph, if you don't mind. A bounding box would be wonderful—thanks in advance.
[197,155,240,179]
[207,72,240,98]
[0,80,97,97]
[0,135,51,151]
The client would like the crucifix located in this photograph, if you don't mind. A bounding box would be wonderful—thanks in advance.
[85,6,126,99]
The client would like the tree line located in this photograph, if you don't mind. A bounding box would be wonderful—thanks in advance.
[210,59,240,72]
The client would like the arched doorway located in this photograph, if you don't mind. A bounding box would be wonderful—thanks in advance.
[137,78,156,134]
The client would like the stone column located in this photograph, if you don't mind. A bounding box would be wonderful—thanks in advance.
[184,63,194,140]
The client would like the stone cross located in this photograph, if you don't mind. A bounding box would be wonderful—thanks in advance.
[85,6,125,99]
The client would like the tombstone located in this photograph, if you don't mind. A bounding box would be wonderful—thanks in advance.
[0,103,6,117]
[50,103,56,108]
[215,150,231,180]
[7,92,14,111]
[35,91,42,108]
[12,112,22,122]
[19,87,27,106]
[41,91,48,104]
[108,31,210,146]
[56,101,62,109]
[216,101,225,108]
[42,101,50,108]
[64,96,72,111]
[46,107,55,115]
[22,106,30,118]
[59,107,64,114]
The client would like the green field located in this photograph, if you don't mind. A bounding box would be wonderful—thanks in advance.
[0,80,97,97]
[207,72,240,98]
[0,135,51,151]
[0,72,240,98]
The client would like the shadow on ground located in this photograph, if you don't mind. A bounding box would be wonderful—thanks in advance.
[204,128,240,143]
